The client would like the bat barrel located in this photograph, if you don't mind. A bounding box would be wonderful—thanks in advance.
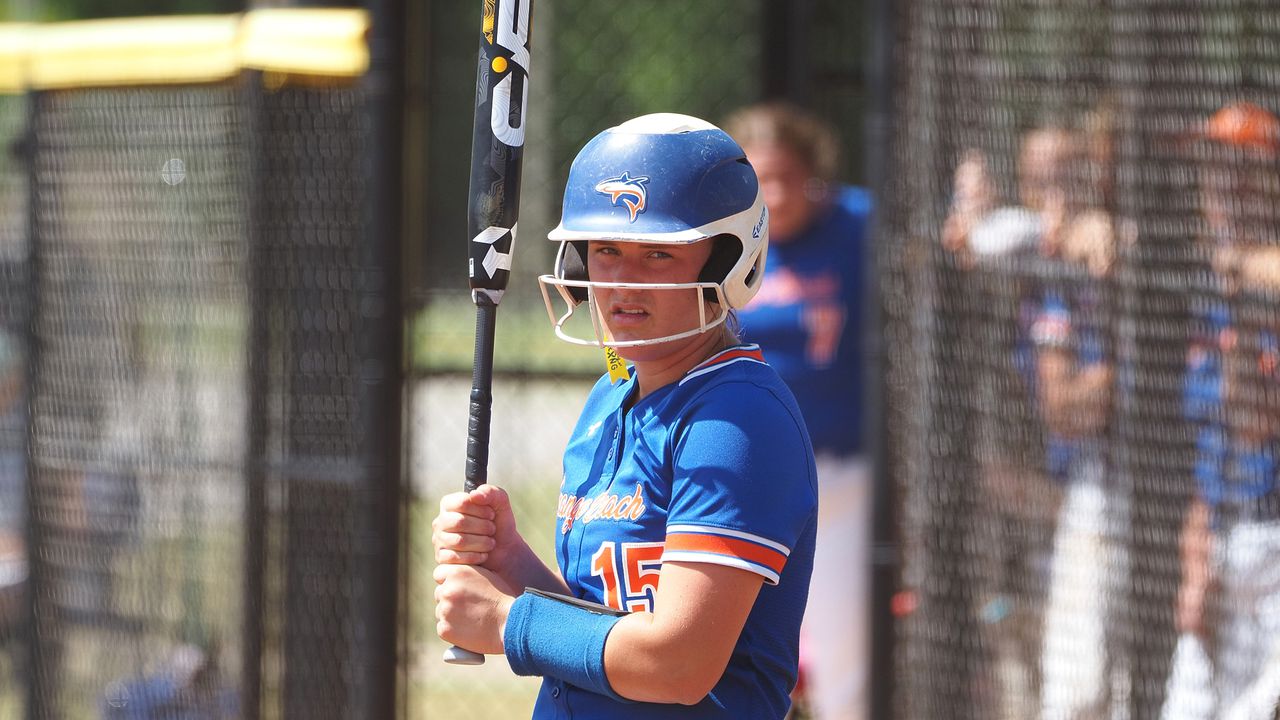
[466,0,532,293]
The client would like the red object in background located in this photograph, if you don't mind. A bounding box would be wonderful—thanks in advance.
[1204,102,1280,152]
[891,590,918,617]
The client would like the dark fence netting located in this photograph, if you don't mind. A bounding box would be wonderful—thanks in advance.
[0,9,402,719]
[17,77,397,720]
[884,2,1280,720]
[25,85,251,720]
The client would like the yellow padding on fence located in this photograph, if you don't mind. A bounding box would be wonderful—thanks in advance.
[27,15,241,90]
[240,9,370,78]
[0,24,33,93]
[0,8,369,93]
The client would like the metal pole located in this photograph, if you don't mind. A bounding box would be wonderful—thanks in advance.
[760,0,812,104]
[865,0,898,716]
[359,0,407,717]
[241,71,269,720]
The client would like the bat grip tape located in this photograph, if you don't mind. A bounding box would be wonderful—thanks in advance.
[465,297,498,492]
[503,591,631,702]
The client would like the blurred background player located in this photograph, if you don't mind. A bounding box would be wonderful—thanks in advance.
[724,102,873,720]
[0,326,24,648]
[1162,102,1280,720]
[1027,122,1122,720]
[432,113,818,718]
[940,114,1120,720]
[940,125,1070,720]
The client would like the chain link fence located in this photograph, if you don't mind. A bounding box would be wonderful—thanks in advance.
[0,11,405,719]
[883,2,1280,719]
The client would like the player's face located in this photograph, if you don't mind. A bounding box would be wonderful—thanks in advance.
[1199,146,1278,246]
[744,143,820,242]
[586,239,717,359]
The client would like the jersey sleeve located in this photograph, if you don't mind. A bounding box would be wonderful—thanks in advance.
[1031,292,1072,350]
[662,383,817,585]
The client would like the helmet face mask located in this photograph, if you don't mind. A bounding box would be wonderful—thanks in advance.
[538,113,769,349]
[538,275,731,348]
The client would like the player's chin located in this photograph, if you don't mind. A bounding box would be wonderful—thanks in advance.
[610,332,697,363]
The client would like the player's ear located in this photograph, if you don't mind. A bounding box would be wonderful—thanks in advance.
[698,234,742,303]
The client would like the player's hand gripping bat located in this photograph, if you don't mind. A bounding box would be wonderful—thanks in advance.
[443,0,535,666]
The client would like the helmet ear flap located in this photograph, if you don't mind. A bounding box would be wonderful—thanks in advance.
[557,240,590,303]
[698,234,741,303]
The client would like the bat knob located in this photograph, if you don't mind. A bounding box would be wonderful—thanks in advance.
[443,645,487,666]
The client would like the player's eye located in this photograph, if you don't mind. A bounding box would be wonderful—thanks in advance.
[647,250,673,260]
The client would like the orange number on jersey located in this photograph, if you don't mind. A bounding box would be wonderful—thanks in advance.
[591,542,622,611]
[622,543,664,613]
[592,541,665,613]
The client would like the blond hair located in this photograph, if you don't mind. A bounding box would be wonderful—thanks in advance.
[723,102,841,182]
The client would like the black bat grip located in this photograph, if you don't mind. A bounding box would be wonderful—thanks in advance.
[465,295,499,492]
[445,295,500,667]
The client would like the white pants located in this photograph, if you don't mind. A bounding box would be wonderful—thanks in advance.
[1161,519,1280,720]
[800,455,872,720]
[1041,453,1126,720]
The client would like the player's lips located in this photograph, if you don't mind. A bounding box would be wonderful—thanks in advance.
[608,303,649,326]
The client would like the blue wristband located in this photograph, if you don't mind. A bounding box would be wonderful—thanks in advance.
[503,590,628,702]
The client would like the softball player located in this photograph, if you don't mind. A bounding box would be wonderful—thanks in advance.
[724,102,873,720]
[1162,103,1280,720]
[433,113,819,718]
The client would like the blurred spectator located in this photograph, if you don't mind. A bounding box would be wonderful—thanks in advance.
[0,326,25,641]
[939,126,1064,719]
[726,102,873,720]
[941,115,1122,720]
[102,643,238,720]
[1030,130,1121,720]
[1162,102,1280,720]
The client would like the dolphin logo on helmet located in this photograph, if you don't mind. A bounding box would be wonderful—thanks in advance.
[595,172,650,223]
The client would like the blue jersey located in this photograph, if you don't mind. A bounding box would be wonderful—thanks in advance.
[736,188,871,457]
[1184,300,1279,508]
[538,344,818,719]
[1029,283,1110,481]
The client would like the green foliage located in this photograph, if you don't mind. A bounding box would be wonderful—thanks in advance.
[9,0,242,22]
[548,1,762,185]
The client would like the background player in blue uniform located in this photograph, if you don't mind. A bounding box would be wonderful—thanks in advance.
[723,102,872,720]
[432,113,819,718]
[1162,102,1280,720]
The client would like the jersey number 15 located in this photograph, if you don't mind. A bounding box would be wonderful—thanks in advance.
[591,541,663,613]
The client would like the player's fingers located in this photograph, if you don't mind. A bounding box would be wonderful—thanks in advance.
[432,510,497,538]
[435,547,490,566]
[468,484,512,512]
[433,562,466,585]
[431,522,495,552]
[439,491,497,521]
[430,525,494,545]
[434,562,485,589]
[470,485,521,536]
[432,526,496,552]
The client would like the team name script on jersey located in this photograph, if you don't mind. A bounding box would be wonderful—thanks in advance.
[557,483,647,533]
